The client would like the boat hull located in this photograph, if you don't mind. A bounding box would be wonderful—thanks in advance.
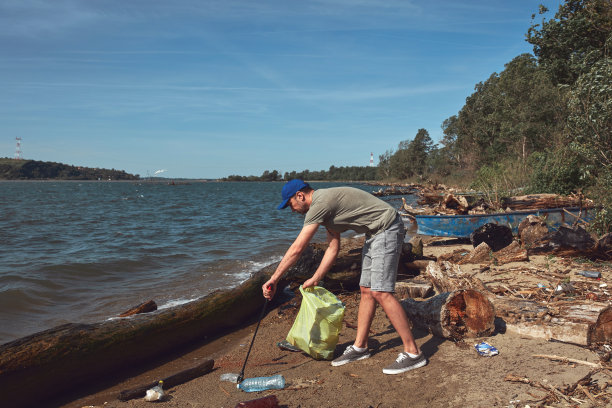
[413,207,594,238]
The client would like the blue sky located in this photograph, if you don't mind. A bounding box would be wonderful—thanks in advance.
[1,0,560,179]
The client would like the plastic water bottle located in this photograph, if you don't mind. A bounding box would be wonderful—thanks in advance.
[144,380,165,401]
[237,375,285,392]
[579,270,602,278]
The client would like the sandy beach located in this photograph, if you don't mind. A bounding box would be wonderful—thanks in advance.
[63,237,611,408]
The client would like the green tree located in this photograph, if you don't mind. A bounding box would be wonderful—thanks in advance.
[524,0,612,232]
[260,170,281,181]
[388,129,434,179]
[406,128,434,176]
[525,148,587,195]
[567,58,612,232]
[377,149,393,180]
[567,58,612,175]
[527,0,612,86]
[446,54,564,170]
[389,143,412,179]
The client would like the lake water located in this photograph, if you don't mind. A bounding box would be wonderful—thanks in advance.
[0,180,416,345]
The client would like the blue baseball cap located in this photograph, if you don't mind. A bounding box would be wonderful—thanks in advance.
[277,179,310,209]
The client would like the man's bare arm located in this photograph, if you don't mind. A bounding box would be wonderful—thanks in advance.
[263,223,319,299]
[302,229,341,288]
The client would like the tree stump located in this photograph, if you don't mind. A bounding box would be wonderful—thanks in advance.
[401,289,496,340]
[518,214,550,249]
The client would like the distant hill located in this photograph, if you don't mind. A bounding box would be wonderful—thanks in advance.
[0,158,139,180]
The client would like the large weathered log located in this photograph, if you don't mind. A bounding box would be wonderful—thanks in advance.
[0,245,324,408]
[501,193,593,210]
[492,297,612,346]
[118,358,214,401]
[424,260,612,346]
[401,289,496,340]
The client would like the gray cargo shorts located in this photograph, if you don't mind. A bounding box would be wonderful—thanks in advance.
[360,214,405,292]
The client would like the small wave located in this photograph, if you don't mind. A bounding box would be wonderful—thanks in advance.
[246,256,283,273]
[221,255,283,284]
[158,297,199,309]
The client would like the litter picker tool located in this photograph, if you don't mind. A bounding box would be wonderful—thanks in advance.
[220,285,272,384]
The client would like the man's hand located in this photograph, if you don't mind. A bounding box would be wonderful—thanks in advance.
[302,277,318,289]
[262,281,275,300]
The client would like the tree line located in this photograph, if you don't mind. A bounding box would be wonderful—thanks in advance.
[223,165,377,182]
[0,158,139,180]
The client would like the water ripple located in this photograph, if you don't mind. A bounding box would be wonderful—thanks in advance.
[0,181,415,344]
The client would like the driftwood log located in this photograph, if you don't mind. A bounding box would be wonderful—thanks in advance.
[492,297,612,346]
[501,193,592,210]
[401,289,496,340]
[118,358,214,401]
[0,245,325,408]
[425,260,612,346]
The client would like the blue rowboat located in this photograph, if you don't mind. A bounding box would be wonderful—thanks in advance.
[412,207,594,238]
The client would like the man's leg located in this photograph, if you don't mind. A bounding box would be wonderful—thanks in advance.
[330,285,374,367]
[370,291,419,354]
[354,286,376,349]
[330,238,377,367]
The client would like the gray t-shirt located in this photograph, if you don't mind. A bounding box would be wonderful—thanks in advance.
[303,187,398,235]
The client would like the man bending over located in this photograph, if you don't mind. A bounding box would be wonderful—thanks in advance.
[262,179,427,374]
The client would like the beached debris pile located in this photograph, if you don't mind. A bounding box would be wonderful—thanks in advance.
[402,186,595,217]
[502,193,594,211]
[420,219,612,349]
[421,257,612,347]
[505,367,612,406]
[371,183,421,197]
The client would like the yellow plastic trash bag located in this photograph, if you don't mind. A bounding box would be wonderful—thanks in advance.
[286,286,345,360]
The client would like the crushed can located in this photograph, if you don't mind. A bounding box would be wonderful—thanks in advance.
[474,341,499,357]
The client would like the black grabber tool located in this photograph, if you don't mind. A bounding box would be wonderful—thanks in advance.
[236,285,272,383]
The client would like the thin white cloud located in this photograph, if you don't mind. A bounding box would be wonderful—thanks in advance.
[0,0,519,40]
[0,0,100,37]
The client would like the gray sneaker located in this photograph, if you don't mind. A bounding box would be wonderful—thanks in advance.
[331,345,371,367]
[382,352,427,374]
